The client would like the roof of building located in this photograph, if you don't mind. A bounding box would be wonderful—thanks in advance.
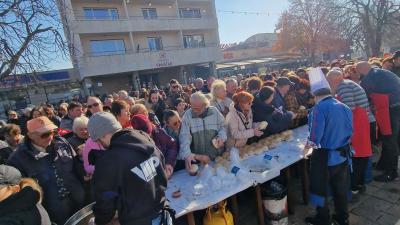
[223,33,278,51]
[0,69,74,89]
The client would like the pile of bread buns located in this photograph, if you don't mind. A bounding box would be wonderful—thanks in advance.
[238,130,293,159]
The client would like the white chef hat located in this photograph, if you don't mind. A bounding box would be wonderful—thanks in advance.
[309,67,332,96]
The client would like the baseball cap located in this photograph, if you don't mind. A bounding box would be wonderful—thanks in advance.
[27,116,57,134]
[0,165,22,188]
[87,112,122,141]
[276,77,295,87]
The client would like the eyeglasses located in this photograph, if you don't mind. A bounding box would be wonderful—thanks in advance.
[40,130,56,139]
[172,85,179,89]
[88,102,100,109]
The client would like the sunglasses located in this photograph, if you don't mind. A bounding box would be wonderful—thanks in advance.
[88,102,100,109]
[40,130,56,139]
[172,85,179,89]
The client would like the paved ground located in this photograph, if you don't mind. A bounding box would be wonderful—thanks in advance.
[237,151,400,225]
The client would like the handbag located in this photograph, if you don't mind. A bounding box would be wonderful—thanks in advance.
[203,201,234,225]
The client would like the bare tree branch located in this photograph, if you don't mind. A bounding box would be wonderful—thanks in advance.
[0,0,69,79]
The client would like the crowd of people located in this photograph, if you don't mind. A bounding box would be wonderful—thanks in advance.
[0,50,399,225]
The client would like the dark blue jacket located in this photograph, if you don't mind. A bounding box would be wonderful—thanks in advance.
[271,88,286,110]
[360,68,400,108]
[308,96,353,166]
[252,96,293,136]
[7,136,85,225]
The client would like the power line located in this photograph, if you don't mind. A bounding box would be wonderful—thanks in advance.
[217,10,272,16]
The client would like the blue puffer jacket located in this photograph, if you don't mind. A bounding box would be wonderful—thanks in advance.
[360,68,400,108]
[7,136,85,225]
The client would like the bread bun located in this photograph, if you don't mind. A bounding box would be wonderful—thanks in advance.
[189,164,199,176]
[258,121,268,130]
[172,189,182,198]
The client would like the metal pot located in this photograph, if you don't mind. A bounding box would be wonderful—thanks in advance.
[64,202,95,225]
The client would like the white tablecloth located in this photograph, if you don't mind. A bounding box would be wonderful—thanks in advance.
[167,125,309,218]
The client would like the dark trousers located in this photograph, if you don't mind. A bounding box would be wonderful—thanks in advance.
[315,161,349,225]
[381,106,400,175]
[351,157,369,190]
[370,122,377,145]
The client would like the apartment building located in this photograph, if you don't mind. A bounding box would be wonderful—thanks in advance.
[59,0,221,93]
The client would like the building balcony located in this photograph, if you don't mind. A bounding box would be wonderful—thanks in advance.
[79,45,221,77]
[71,16,218,34]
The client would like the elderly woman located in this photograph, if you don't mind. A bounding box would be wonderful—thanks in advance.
[179,92,227,171]
[226,91,263,149]
[67,116,89,152]
[111,100,132,128]
[210,79,232,117]
[252,86,296,136]
[66,116,93,203]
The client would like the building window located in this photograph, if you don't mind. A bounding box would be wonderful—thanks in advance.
[147,37,163,51]
[183,35,205,48]
[90,39,125,56]
[83,8,119,20]
[179,8,201,18]
[142,8,158,19]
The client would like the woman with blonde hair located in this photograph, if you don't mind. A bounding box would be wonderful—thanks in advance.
[210,79,232,117]
[226,91,263,149]
[0,165,51,225]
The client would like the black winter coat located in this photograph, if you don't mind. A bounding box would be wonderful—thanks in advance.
[92,129,168,225]
[7,136,85,225]
[0,187,44,225]
[252,96,293,136]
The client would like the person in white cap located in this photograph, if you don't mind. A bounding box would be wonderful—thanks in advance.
[305,68,353,225]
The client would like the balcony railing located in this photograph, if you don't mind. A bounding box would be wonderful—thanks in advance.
[71,16,218,33]
[79,44,221,77]
[83,44,218,57]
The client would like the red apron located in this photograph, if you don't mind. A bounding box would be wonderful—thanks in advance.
[351,106,372,157]
[370,93,392,135]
